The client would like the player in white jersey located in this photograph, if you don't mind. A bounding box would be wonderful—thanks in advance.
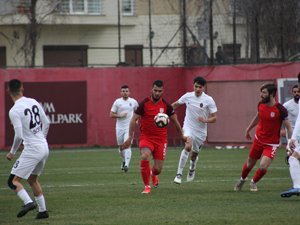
[173,76,217,184]
[6,79,50,219]
[281,85,300,163]
[281,74,300,198]
[110,85,138,172]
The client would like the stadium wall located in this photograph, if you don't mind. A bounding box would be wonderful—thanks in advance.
[0,62,299,149]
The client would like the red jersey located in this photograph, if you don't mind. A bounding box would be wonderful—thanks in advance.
[135,97,174,141]
[256,102,288,145]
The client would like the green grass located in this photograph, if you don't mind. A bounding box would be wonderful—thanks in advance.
[0,147,298,225]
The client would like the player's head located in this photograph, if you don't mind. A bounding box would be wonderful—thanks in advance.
[260,83,277,103]
[292,84,300,103]
[120,85,130,100]
[151,80,164,102]
[7,79,23,98]
[193,76,206,97]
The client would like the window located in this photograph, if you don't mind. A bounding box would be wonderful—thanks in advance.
[122,0,134,16]
[43,45,88,67]
[223,43,241,58]
[58,0,102,15]
[0,47,6,67]
[125,45,143,66]
[229,0,244,16]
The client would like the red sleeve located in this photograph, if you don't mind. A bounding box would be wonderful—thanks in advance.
[135,98,148,116]
[276,103,288,120]
[162,99,175,116]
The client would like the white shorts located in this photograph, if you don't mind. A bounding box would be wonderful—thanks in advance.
[116,129,130,146]
[183,127,206,153]
[11,144,49,179]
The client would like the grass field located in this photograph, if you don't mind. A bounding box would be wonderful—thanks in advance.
[0,147,299,225]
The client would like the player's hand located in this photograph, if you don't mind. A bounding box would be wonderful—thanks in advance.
[119,112,128,118]
[245,130,251,140]
[121,138,131,150]
[286,139,296,154]
[198,116,207,123]
[181,135,188,143]
[6,153,14,161]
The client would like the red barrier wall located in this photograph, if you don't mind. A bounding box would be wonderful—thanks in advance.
[1,62,299,149]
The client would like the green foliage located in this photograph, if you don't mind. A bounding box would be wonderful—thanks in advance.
[0,147,298,225]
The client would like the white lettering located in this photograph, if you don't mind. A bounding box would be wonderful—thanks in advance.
[47,113,83,124]
[40,102,56,113]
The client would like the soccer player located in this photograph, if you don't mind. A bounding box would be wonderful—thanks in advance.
[281,84,300,163]
[281,73,300,197]
[6,79,50,219]
[234,83,292,192]
[110,85,138,172]
[173,76,217,184]
[122,80,186,194]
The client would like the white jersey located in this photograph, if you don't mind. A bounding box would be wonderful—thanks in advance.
[178,92,217,136]
[283,98,298,129]
[111,97,138,130]
[9,96,49,149]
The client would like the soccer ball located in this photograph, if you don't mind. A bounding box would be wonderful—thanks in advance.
[154,113,169,128]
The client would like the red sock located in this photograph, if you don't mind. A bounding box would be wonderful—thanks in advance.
[252,168,267,183]
[241,162,252,180]
[140,160,150,186]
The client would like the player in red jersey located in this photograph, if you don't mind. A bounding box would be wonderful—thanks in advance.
[234,83,292,192]
[122,80,186,194]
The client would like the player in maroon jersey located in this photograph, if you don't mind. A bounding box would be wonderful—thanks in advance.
[122,80,186,194]
[234,83,292,192]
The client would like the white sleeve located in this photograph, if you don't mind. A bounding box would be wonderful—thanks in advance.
[39,104,50,137]
[292,102,300,139]
[9,111,23,155]
[111,100,118,113]
[177,93,187,105]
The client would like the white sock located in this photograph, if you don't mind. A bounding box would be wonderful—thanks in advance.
[189,156,198,170]
[177,149,189,175]
[35,195,47,212]
[17,189,33,205]
[119,147,125,164]
[124,148,132,167]
[289,156,300,188]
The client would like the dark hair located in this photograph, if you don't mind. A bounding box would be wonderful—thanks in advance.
[121,85,129,89]
[193,76,207,86]
[297,73,300,83]
[260,83,277,97]
[8,79,22,94]
[292,84,298,89]
[153,80,163,87]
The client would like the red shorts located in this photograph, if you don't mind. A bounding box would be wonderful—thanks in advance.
[139,137,167,160]
[249,138,278,160]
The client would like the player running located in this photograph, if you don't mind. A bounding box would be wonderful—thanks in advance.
[110,85,138,172]
[122,80,186,194]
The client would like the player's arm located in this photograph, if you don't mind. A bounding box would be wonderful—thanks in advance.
[171,101,182,110]
[110,111,127,118]
[170,114,187,142]
[198,112,217,123]
[121,113,140,150]
[245,112,259,140]
[7,112,23,161]
[39,104,50,137]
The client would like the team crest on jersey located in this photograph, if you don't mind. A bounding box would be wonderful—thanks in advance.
[200,103,203,108]
[159,108,164,113]
[129,103,132,107]
[270,112,275,117]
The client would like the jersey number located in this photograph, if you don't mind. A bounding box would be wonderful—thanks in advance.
[24,105,41,129]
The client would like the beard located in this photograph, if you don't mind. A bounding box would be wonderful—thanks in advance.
[261,95,271,103]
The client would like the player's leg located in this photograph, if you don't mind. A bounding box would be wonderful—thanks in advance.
[122,130,132,172]
[281,147,300,197]
[9,154,37,217]
[117,129,126,170]
[250,145,276,191]
[139,138,153,194]
[151,142,167,188]
[234,139,261,191]
[174,134,193,184]
[187,136,204,182]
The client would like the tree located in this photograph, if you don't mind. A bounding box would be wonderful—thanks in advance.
[0,0,61,67]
